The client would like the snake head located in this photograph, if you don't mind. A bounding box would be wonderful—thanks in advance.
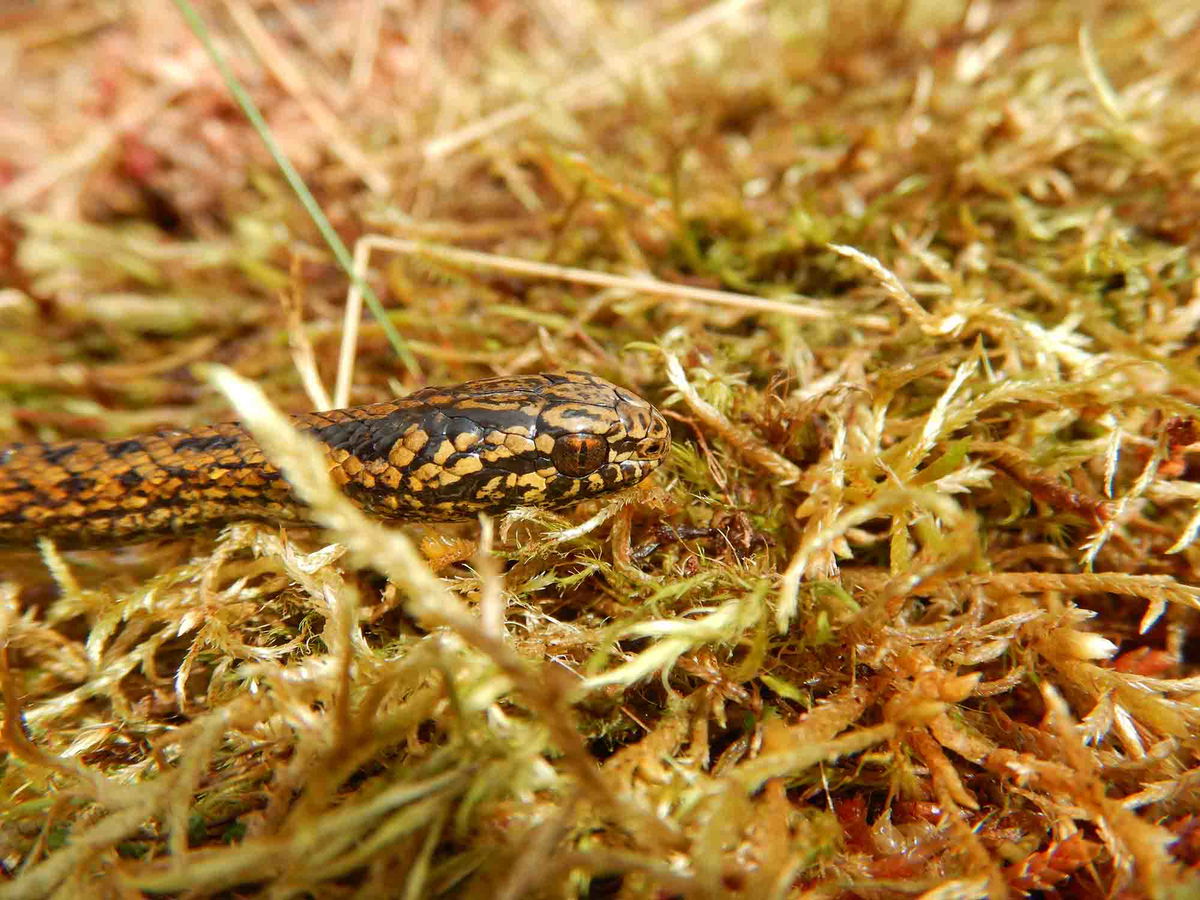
[317,371,670,520]
[532,372,670,507]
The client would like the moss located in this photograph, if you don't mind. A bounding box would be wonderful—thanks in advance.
[0,1,1198,897]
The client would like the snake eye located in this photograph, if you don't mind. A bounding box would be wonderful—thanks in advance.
[551,433,607,477]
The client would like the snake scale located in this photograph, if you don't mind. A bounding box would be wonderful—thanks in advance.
[0,372,671,549]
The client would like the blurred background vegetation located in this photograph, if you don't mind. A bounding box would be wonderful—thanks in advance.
[0,1,1198,897]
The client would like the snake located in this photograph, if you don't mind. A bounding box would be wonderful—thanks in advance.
[0,371,671,549]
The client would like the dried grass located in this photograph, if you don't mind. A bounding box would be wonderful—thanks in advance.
[1,0,1199,897]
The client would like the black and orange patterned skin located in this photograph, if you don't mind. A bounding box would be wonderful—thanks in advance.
[0,372,671,548]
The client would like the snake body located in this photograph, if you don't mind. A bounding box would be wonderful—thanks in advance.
[0,372,670,548]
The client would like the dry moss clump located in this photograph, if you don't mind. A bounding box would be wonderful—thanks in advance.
[1,1,1199,897]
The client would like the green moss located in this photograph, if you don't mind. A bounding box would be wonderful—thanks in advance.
[1,1,1198,896]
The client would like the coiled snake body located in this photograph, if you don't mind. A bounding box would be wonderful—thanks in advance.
[0,372,670,548]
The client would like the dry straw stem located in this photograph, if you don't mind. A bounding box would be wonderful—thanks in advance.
[200,366,505,639]
[335,235,828,409]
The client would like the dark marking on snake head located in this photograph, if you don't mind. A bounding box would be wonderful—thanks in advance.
[444,416,484,444]
[61,476,95,495]
[172,434,242,454]
[42,444,79,465]
[311,418,400,463]
[108,439,144,458]
[453,404,537,436]
[118,470,143,488]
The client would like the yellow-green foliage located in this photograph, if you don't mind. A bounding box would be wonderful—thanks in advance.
[1,2,1198,898]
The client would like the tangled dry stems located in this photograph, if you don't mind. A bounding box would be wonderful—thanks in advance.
[0,1,1199,897]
